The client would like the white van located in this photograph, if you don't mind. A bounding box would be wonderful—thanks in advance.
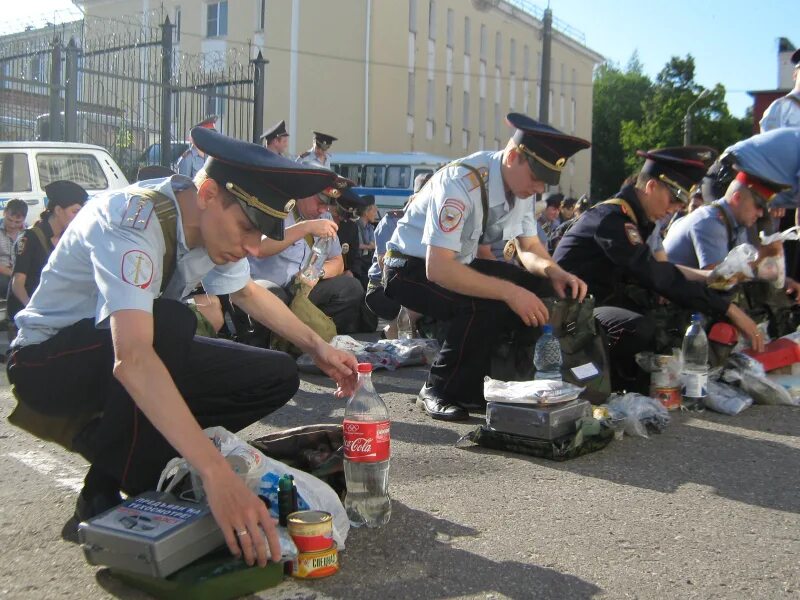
[0,142,129,225]
[330,152,450,210]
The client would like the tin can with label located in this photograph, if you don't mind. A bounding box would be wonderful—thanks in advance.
[290,543,339,579]
[650,354,682,411]
[286,510,333,553]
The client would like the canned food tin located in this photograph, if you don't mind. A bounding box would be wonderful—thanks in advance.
[290,543,339,579]
[652,386,682,411]
[287,510,333,552]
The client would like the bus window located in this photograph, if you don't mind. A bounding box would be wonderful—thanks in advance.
[364,165,385,188]
[334,163,362,184]
[385,165,411,189]
[413,168,434,183]
[36,153,109,190]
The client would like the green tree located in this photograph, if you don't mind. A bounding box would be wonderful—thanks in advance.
[620,55,751,175]
[590,53,652,200]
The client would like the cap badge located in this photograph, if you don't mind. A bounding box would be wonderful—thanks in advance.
[555,157,567,169]
[284,199,296,212]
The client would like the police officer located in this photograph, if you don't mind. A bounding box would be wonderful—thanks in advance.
[297,131,336,169]
[176,116,217,178]
[260,119,290,156]
[664,170,788,269]
[553,146,765,391]
[6,128,357,568]
[8,180,87,322]
[249,180,369,334]
[384,112,590,421]
[760,48,800,132]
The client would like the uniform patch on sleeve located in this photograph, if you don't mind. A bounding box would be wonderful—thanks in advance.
[15,236,26,256]
[438,198,466,233]
[624,223,643,245]
[121,196,155,230]
[121,249,154,289]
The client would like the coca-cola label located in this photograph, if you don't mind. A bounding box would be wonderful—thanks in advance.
[343,420,390,462]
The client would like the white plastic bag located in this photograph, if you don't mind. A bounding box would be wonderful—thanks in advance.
[483,376,584,405]
[722,353,798,406]
[606,393,670,438]
[707,243,758,291]
[706,380,753,415]
[158,427,350,549]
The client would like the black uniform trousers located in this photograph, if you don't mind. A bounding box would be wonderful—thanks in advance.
[385,257,552,406]
[593,305,655,392]
[7,299,299,495]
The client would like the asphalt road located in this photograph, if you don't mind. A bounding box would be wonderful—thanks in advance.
[1,348,798,599]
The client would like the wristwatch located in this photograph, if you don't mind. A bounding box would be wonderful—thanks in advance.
[318,268,326,280]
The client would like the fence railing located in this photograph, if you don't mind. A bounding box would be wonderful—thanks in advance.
[0,17,266,180]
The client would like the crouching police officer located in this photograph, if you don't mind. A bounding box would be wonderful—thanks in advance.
[553,147,764,391]
[6,127,358,567]
[384,113,590,421]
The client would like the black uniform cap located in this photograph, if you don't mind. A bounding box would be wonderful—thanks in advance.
[191,127,337,241]
[506,112,591,185]
[260,119,288,142]
[136,164,175,181]
[637,146,718,205]
[44,180,88,209]
[313,131,337,147]
[542,192,564,208]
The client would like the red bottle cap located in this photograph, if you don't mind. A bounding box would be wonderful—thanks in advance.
[357,363,373,373]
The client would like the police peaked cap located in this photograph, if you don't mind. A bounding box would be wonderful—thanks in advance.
[191,127,337,241]
[313,131,337,146]
[44,180,88,209]
[637,146,718,203]
[506,112,590,185]
[542,191,564,208]
[194,115,218,129]
[260,119,288,142]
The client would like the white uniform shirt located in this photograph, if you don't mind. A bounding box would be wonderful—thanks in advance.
[759,92,800,132]
[13,176,250,348]
[248,210,342,288]
[297,149,330,170]
[386,151,537,263]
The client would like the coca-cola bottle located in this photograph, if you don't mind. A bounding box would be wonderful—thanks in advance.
[343,363,391,528]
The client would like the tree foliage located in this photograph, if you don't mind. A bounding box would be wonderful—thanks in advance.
[592,54,751,200]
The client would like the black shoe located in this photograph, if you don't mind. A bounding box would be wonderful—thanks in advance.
[74,488,123,523]
[416,385,469,421]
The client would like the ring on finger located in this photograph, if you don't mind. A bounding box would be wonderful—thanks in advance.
[236,529,249,537]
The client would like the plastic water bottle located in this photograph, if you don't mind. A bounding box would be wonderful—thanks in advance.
[300,236,332,283]
[343,363,391,528]
[680,313,708,411]
[396,306,413,340]
[533,324,563,380]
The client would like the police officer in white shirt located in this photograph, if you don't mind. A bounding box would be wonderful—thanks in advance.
[296,131,336,169]
[384,112,590,421]
[760,48,800,132]
[6,127,358,568]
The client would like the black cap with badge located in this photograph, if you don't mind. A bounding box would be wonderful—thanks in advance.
[313,131,337,150]
[637,146,718,205]
[44,180,88,209]
[506,112,590,185]
[191,127,337,241]
[260,119,288,143]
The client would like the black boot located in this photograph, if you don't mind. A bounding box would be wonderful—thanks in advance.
[74,466,123,523]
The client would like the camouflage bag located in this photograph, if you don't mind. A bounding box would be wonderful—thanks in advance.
[732,280,800,339]
[270,282,336,356]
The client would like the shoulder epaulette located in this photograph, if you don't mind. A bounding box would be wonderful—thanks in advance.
[121,195,155,230]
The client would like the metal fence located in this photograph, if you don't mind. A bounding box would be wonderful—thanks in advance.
[0,16,266,180]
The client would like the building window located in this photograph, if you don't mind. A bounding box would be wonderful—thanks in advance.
[174,6,182,42]
[446,8,454,47]
[464,17,471,55]
[495,32,502,68]
[560,93,565,128]
[426,80,435,140]
[257,0,266,31]
[30,56,44,82]
[409,0,417,32]
[206,1,228,37]
[523,44,530,114]
[462,90,470,148]
[428,0,436,40]
[479,24,487,61]
[571,98,577,134]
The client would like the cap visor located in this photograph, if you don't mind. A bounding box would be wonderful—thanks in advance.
[240,201,285,241]
[527,157,560,186]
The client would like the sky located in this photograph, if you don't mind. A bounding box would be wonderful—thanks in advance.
[6,0,800,117]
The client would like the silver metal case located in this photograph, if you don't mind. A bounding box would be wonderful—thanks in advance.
[486,399,591,440]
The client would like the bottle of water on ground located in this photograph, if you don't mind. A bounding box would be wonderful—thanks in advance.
[396,306,413,340]
[680,313,708,411]
[534,324,562,380]
[300,236,332,283]
[343,363,391,528]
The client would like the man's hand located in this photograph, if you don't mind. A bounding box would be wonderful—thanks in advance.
[727,304,765,353]
[770,207,786,219]
[309,341,359,397]
[785,277,800,304]
[544,265,588,301]
[301,219,338,239]
[202,462,280,567]
[504,285,549,327]
[294,272,320,290]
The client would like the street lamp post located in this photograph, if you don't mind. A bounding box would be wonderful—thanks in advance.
[683,89,711,145]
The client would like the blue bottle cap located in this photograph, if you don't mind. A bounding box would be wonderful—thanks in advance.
[691,313,702,322]
[542,324,553,334]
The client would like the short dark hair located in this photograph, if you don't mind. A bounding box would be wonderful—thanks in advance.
[4,199,28,217]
